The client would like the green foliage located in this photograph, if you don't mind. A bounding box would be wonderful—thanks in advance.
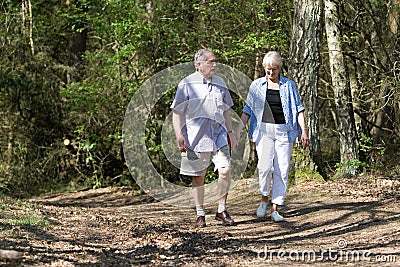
[359,134,386,169]
[334,160,367,176]
[145,89,183,185]
[0,0,399,196]
[289,145,325,187]
[334,135,386,176]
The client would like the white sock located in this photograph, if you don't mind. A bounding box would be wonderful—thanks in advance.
[196,206,205,217]
[217,202,226,213]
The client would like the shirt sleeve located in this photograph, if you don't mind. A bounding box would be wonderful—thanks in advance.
[224,89,234,110]
[242,83,258,140]
[242,104,252,116]
[216,78,234,110]
[291,80,305,112]
[170,82,187,114]
[242,81,255,116]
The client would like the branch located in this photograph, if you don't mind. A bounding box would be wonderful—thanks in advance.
[354,109,393,133]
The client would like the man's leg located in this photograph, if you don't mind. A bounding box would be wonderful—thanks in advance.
[192,175,205,217]
[215,166,234,225]
[180,149,208,228]
[192,175,207,228]
[213,146,234,225]
[216,166,231,212]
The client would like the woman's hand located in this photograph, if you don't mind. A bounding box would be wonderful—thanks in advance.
[301,131,310,148]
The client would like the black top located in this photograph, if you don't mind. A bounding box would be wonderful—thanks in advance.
[262,89,286,124]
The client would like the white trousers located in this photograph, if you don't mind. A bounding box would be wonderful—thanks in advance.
[256,123,293,206]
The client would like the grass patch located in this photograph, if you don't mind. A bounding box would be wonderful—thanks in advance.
[0,196,49,228]
[3,214,49,228]
[311,192,327,199]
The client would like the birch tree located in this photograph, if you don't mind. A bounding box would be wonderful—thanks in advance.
[324,0,359,176]
[288,0,326,180]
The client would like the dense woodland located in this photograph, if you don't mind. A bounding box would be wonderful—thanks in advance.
[0,0,399,196]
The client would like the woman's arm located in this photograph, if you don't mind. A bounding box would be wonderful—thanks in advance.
[235,112,250,140]
[297,111,309,148]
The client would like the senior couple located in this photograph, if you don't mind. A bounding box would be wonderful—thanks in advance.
[171,49,309,228]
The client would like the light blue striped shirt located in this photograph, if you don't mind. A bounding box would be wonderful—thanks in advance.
[242,76,305,144]
[171,72,234,152]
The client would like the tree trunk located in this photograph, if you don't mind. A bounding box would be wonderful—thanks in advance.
[6,128,13,171]
[288,0,327,180]
[253,52,262,80]
[324,0,359,176]
[21,0,34,54]
[388,0,399,138]
[388,0,399,36]
[66,0,87,82]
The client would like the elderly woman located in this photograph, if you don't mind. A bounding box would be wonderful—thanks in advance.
[237,51,309,222]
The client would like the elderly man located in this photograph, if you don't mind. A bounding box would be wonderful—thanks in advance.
[171,48,238,228]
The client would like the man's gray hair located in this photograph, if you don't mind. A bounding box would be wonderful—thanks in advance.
[194,48,214,69]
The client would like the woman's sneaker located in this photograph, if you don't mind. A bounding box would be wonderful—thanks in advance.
[256,201,268,217]
[271,211,284,222]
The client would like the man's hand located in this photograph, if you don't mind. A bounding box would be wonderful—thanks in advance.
[176,133,187,152]
[228,132,238,150]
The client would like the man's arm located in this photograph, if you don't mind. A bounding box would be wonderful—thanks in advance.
[172,110,187,152]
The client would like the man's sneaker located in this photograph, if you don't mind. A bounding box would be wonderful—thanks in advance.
[256,201,268,217]
[271,211,284,222]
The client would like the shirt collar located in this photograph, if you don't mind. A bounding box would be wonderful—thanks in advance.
[261,77,267,87]
[261,75,282,87]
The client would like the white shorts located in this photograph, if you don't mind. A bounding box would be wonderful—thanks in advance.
[180,145,230,177]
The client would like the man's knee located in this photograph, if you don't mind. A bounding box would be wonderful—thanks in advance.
[192,176,205,187]
[218,166,231,178]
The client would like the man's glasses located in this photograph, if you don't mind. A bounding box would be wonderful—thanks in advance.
[201,60,217,66]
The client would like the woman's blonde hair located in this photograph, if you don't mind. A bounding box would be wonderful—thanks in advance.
[262,51,283,68]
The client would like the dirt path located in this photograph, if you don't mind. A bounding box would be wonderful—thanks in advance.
[1,175,399,266]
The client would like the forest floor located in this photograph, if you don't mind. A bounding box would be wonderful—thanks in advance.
[0,174,399,266]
